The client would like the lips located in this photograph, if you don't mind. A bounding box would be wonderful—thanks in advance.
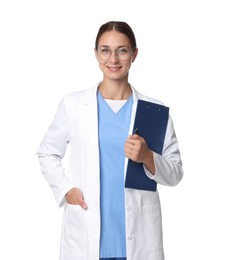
[107,66,122,72]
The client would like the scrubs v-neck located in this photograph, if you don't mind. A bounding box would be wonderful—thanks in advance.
[97,91,133,258]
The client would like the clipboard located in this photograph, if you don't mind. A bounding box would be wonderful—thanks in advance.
[125,99,169,191]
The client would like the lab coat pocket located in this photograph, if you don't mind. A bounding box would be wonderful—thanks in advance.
[138,204,163,251]
[62,203,87,250]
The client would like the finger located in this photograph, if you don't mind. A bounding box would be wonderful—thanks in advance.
[128,134,139,140]
[124,143,135,155]
[80,200,88,210]
[125,138,139,147]
[77,193,88,210]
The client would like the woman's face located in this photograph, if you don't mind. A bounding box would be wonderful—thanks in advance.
[95,30,138,81]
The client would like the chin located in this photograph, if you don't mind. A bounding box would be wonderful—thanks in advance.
[107,71,129,80]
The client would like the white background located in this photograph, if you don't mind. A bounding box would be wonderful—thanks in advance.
[0,0,231,259]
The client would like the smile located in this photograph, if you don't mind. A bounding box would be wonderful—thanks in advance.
[107,66,122,72]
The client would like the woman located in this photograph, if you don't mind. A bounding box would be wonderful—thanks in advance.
[37,21,183,260]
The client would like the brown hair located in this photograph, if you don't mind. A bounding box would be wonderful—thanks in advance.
[95,21,137,50]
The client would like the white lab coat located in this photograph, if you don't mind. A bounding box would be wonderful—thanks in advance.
[37,83,183,260]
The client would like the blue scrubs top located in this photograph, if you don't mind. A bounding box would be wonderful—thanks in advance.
[98,91,133,258]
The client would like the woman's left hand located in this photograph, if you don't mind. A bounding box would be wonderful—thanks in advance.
[124,133,155,175]
[124,134,155,175]
[124,134,149,162]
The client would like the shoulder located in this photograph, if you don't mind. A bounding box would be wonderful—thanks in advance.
[56,84,98,119]
[62,84,98,104]
[132,86,166,107]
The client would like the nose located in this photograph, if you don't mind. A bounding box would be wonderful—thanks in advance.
[109,50,119,62]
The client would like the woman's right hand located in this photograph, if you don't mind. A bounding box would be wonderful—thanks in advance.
[65,187,88,210]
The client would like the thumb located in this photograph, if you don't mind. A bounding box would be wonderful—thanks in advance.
[80,198,88,210]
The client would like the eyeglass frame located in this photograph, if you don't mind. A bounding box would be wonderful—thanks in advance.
[96,46,136,61]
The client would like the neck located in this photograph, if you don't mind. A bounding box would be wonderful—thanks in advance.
[99,81,132,100]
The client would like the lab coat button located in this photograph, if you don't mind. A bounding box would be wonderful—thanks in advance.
[127,206,132,211]
[128,235,133,240]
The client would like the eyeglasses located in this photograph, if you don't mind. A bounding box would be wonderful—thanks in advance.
[96,46,135,61]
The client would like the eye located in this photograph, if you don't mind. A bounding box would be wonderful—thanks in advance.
[99,48,110,54]
[117,47,129,54]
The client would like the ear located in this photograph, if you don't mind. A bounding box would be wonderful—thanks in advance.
[131,48,138,63]
[94,48,99,61]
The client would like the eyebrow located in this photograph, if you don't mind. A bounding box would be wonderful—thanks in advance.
[98,45,129,48]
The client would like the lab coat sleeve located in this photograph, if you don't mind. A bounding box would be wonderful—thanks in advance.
[145,116,184,186]
[36,97,75,207]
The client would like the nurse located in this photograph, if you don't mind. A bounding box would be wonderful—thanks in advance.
[37,21,183,260]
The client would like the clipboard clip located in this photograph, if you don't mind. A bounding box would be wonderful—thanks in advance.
[133,128,139,134]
